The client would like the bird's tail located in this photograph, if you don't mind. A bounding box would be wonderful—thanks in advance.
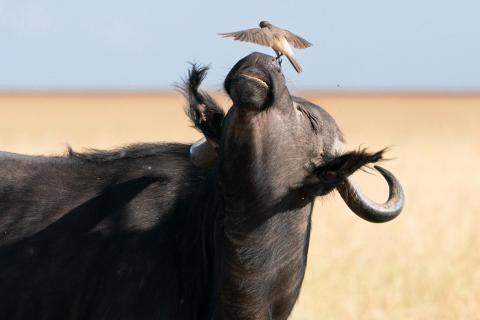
[286,54,302,73]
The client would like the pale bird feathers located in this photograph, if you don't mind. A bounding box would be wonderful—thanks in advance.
[219,22,312,73]
[280,30,312,49]
[219,25,312,49]
[219,28,274,47]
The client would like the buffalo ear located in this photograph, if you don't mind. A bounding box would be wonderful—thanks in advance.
[187,102,223,149]
[305,149,385,196]
[176,63,225,167]
[187,101,222,167]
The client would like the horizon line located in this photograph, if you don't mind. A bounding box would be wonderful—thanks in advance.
[1,89,480,98]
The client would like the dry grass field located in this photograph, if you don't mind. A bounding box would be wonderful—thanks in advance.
[0,93,479,319]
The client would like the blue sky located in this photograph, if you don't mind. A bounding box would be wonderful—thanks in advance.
[0,0,479,91]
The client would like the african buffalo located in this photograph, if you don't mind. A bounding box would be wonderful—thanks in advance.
[0,52,404,320]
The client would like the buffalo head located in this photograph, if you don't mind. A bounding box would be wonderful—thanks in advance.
[183,52,404,222]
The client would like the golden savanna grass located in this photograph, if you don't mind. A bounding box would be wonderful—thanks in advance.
[0,93,479,319]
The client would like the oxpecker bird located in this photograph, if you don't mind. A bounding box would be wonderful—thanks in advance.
[219,21,312,73]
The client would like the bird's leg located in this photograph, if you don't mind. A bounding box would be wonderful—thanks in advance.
[274,50,283,65]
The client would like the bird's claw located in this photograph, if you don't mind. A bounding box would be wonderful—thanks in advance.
[275,53,283,66]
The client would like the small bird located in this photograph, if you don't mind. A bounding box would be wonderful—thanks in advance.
[219,21,312,73]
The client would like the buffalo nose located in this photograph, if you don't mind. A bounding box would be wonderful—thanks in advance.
[268,57,281,71]
[251,52,280,71]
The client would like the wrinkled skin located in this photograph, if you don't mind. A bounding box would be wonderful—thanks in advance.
[221,54,343,212]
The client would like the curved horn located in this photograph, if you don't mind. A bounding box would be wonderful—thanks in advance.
[190,137,217,168]
[336,165,405,223]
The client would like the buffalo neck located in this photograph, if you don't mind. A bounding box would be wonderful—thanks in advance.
[217,99,313,319]
[218,204,313,320]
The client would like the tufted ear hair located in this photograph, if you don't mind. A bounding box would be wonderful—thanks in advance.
[176,64,225,167]
[303,149,385,196]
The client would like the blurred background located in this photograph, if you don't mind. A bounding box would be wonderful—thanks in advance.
[1,1,479,319]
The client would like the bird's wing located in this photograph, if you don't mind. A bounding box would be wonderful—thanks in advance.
[281,30,312,49]
[219,28,273,47]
